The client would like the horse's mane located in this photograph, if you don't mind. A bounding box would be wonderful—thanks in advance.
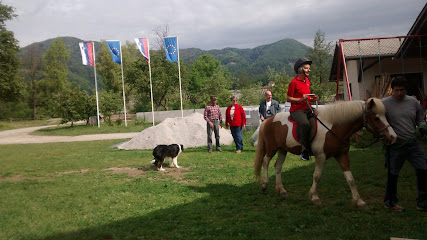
[316,98,385,125]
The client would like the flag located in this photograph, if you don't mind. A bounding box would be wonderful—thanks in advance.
[79,42,94,66]
[163,37,178,62]
[135,38,150,62]
[106,40,121,64]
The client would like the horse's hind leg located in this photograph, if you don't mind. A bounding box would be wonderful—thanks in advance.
[309,153,326,205]
[261,155,272,191]
[336,153,367,208]
[275,151,288,197]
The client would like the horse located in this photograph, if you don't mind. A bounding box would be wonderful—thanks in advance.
[254,98,397,208]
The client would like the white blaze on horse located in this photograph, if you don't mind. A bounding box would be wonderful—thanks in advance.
[254,98,397,208]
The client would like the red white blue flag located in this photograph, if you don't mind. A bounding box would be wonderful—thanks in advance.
[79,42,94,66]
[135,38,150,63]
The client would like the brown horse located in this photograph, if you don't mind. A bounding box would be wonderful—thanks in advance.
[254,98,397,208]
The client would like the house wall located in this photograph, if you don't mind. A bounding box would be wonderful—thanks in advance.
[343,58,427,100]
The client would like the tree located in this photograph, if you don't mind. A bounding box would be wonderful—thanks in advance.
[0,2,22,103]
[187,54,232,108]
[59,84,86,126]
[307,30,335,101]
[38,37,70,117]
[99,90,122,125]
[21,44,43,119]
[267,66,291,103]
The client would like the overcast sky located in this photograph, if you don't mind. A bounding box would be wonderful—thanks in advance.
[3,0,426,50]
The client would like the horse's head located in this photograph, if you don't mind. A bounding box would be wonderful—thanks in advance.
[363,98,397,145]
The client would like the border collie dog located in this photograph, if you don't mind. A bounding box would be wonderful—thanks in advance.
[150,144,184,171]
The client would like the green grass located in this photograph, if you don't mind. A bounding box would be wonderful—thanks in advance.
[31,120,155,136]
[0,119,62,131]
[1,131,426,240]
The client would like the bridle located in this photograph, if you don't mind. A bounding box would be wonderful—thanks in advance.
[362,101,391,139]
[306,100,391,148]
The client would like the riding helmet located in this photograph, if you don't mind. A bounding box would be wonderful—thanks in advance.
[294,58,312,74]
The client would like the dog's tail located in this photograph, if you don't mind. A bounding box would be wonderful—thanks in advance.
[150,159,155,164]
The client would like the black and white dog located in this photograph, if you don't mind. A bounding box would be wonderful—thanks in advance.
[150,144,184,171]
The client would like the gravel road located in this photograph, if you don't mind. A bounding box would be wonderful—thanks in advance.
[0,125,139,145]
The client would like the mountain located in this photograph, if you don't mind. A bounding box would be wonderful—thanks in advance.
[19,37,103,93]
[180,38,311,82]
[19,37,311,92]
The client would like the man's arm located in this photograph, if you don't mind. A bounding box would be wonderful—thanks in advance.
[204,106,210,123]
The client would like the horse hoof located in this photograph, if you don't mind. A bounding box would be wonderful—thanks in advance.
[261,183,268,192]
[311,198,322,205]
[279,191,288,197]
[355,200,367,209]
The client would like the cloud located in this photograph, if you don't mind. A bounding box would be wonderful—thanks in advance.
[3,0,425,49]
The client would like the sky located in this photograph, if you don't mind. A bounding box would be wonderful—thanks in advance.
[2,0,426,50]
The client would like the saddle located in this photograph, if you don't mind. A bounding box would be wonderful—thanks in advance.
[288,112,318,143]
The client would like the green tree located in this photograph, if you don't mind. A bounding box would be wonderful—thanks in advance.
[239,82,264,106]
[99,90,122,125]
[0,2,22,103]
[307,30,335,101]
[188,54,232,108]
[267,66,291,103]
[38,37,70,117]
[21,44,43,119]
[59,84,87,126]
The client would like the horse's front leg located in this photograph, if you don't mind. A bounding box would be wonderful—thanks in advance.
[336,153,367,208]
[309,153,326,205]
[274,151,288,197]
[261,155,272,191]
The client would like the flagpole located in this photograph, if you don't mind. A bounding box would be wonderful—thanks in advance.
[177,37,183,117]
[92,42,100,128]
[147,39,155,126]
[119,41,128,127]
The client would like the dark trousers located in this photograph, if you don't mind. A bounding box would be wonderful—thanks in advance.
[207,120,220,150]
[290,109,312,149]
[230,126,243,151]
[384,140,427,207]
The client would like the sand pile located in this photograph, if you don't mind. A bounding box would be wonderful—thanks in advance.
[117,112,234,150]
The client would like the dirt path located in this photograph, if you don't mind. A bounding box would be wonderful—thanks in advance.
[0,125,139,145]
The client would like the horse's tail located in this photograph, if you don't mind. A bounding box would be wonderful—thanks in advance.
[254,122,266,181]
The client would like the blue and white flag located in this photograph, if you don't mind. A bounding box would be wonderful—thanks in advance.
[163,37,178,62]
[135,38,150,63]
[106,40,121,64]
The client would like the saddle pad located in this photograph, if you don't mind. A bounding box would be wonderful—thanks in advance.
[288,116,318,143]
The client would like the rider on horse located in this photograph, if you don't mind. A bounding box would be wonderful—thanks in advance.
[287,58,319,161]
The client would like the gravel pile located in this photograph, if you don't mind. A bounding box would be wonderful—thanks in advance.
[117,112,234,150]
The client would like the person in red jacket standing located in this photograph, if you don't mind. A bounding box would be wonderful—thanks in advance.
[225,96,246,153]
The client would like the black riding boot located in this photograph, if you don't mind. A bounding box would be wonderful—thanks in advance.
[384,173,399,207]
[416,169,427,209]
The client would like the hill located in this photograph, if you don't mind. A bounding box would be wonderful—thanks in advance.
[19,37,103,93]
[19,37,311,92]
[180,38,311,83]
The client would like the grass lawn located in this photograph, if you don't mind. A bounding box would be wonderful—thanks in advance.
[0,131,426,240]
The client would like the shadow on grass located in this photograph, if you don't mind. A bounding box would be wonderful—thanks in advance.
[38,146,427,240]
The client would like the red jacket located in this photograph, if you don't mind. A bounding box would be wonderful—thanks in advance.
[225,104,246,127]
